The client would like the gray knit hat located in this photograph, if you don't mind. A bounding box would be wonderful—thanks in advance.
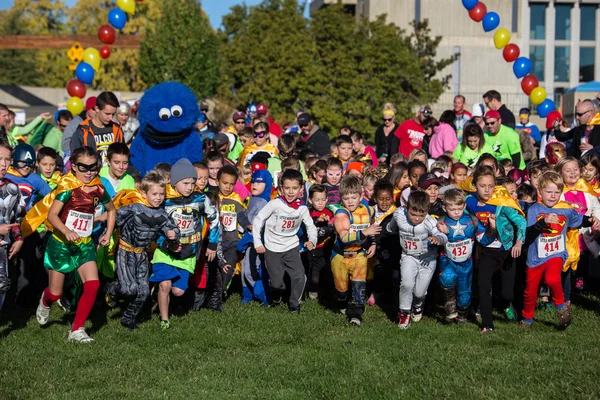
[170,158,197,186]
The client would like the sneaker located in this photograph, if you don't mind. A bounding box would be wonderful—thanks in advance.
[68,328,94,343]
[398,313,411,329]
[56,298,71,313]
[557,306,572,328]
[160,320,171,330]
[474,308,482,324]
[308,292,318,300]
[105,290,117,308]
[480,327,494,334]
[504,304,517,322]
[411,311,423,323]
[575,279,585,291]
[289,306,300,314]
[339,308,346,315]
[367,293,376,307]
[349,317,361,326]
[520,320,532,329]
[36,297,50,326]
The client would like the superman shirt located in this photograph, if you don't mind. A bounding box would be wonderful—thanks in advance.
[465,196,503,250]
[526,203,582,268]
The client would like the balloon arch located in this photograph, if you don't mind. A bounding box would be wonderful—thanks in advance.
[461,0,555,117]
[65,0,140,115]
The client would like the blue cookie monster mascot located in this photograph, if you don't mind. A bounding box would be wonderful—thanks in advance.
[130,82,203,176]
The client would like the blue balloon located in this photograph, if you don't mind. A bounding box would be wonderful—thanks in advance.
[75,62,95,85]
[513,57,532,79]
[537,99,555,118]
[482,12,500,32]
[108,8,127,30]
[462,0,478,10]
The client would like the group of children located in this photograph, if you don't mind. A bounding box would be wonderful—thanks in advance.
[1,118,599,342]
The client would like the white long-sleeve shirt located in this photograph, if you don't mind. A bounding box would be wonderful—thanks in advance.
[252,197,318,253]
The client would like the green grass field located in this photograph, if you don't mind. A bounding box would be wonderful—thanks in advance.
[1,293,599,400]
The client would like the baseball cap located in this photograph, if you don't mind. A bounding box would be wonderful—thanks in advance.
[418,173,442,189]
[213,133,229,147]
[519,107,531,118]
[256,104,268,115]
[546,110,562,130]
[199,101,209,111]
[472,103,485,117]
[85,96,97,111]
[232,111,246,122]
[451,163,468,174]
[297,113,311,127]
[418,105,432,116]
[484,110,501,120]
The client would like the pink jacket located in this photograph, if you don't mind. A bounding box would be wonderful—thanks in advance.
[429,123,458,159]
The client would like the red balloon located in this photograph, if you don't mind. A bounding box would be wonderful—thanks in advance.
[66,79,87,99]
[98,24,116,45]
[521,74,539,96]
[502,43,520,62]
[469,2,487,22]
[100,46,111,59]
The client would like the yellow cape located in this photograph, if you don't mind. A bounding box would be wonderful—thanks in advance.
[561,178,597,270]
[563,178,598,197]
[588,112,600,127]
[456,176,475,193]
[165,184,202,199]
[112,189,152,209]
[21,173,103,238]
[7,166,23,177]
[485,186,525,217]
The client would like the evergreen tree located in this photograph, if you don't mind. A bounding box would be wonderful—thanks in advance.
[139,0,219,99]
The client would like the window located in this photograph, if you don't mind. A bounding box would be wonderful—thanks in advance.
[555,4,572,40]
[554,47,570,82]
[530,3,546,40]
[580,48,595,82]
[581,5,597,41]
[554,88,565,107]
[530,46,545,82]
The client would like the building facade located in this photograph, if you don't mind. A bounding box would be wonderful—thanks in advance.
[311,0,600,117]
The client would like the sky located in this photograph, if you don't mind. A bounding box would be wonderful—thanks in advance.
[0,0,311,29]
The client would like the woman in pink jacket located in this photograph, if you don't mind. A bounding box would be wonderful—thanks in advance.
[429,110,459,158]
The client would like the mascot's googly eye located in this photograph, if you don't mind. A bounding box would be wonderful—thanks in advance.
[171,105,183,118]
[159,108,171,121]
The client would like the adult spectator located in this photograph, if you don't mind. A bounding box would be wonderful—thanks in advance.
[555,99,600,158]
[374,103,399,165]
[70,91,124,165]
[115,102,140,144]
[62,96,96,154]
[483,90,516,129]
[483,110,525,169]
[298,113,329,157]
[0,103,10,141]
[429,110,459,158]
[41,109,72,155]
[465,103,485,131]
[198,101,216,133]
[223,111,246,162]
[453,95,471,140]
[396,105,432,158]
[256,104,282,137]
[515,107,541,146]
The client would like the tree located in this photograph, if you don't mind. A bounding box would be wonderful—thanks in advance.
[139,0,219,99]
[217,0,317,125]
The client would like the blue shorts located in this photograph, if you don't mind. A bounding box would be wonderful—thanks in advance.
[150,263,190,291]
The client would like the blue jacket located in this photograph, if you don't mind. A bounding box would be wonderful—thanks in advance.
[495,205,527,249]
[7,172,51,211]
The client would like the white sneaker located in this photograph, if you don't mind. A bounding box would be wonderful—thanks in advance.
[68,328,95,343]
[36,297,50,326]
[308,292,318,300]
[349,318,362,326]
[411,312,423,323]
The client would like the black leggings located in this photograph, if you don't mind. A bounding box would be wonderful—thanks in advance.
[478,246,516,329]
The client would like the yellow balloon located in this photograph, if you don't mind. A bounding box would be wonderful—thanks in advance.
[117,0,135,14]
[67,96,84,116]
[493,28,511,49]
[82,48,101,71]
[530,87,547,106]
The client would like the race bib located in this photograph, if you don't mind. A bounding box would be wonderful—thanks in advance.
[65,210,94,238]
[401,236,424,255]
[445,239,474,262]
[537,236,564,258]
[349,223,369,234]
[276,215,301,234]
[173,212,195,236]
[221,211,237,232]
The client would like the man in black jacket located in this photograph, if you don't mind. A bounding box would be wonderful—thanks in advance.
[483,90,516,129]
[555,100,600,158]
[298,113,330,157]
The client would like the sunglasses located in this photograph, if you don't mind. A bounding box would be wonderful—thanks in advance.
[299,124,309,129]
[576,110,592,117]
[75,162,98,173]
[234,120,245,124]
[254,130,267,138]
[383,118,393,122]
[422,111,432,117]
[485,121,497,126]
[16,161,34,169]
[280,150,294,158]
